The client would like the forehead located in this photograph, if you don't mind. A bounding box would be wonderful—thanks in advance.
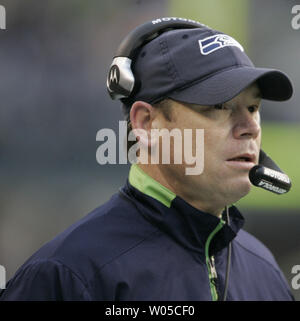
[233,82,262,100]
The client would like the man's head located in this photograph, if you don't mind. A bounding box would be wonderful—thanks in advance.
[107,18,293,215]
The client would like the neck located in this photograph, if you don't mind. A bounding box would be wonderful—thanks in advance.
[137,164,224,218]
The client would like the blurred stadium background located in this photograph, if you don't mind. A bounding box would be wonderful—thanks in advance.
[0,0,299,300]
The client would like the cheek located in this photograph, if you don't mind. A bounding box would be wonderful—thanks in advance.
[257,131,262,147]
[203,129,226,158]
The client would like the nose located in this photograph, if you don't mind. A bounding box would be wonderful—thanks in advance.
[232,109,261,140]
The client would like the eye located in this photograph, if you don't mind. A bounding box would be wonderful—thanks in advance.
[248,105,259,113]
[214,104,225,110]
[214,103,232,111]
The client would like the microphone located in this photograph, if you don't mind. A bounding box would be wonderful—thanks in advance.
[249,165,291,194]
[249,149,292,194]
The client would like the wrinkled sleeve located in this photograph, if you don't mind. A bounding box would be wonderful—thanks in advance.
[0,259,92,301]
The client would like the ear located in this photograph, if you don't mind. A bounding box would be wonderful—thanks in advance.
[130,101,157,147]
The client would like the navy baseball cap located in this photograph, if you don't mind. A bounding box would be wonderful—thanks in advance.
[122,27,293,117]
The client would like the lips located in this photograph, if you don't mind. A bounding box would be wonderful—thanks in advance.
[227,153,256,163]
[226,153,257,171]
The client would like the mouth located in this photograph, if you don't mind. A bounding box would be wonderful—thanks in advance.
[226,153,256,169]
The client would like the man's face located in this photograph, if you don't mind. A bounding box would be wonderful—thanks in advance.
[152,83,262,214]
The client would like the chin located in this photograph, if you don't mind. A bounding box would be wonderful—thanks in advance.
[226,177,252,203]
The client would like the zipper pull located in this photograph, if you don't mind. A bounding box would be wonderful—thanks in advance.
[210,256,219,301]
[210,256,217,279]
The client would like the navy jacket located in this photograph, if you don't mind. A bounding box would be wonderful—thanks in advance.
[0,165,294,301]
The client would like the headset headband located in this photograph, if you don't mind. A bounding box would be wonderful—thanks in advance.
[106,18,205,100]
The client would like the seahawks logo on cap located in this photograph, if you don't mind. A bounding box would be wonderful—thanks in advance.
[199,34,244,55]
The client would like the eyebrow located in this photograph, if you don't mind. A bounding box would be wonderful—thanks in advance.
[253,90,262,99]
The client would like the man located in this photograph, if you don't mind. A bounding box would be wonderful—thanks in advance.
[0,18,294,300]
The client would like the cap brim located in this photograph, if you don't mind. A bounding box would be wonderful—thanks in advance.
[168,66,293,105]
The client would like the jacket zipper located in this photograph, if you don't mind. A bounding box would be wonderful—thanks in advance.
[205,219,225,301]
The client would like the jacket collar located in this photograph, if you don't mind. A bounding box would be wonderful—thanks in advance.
[122,164,245,258]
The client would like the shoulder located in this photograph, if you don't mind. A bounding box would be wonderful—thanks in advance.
[0,258,92,300]
[1,191,160,300]
[12,191,158,283]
